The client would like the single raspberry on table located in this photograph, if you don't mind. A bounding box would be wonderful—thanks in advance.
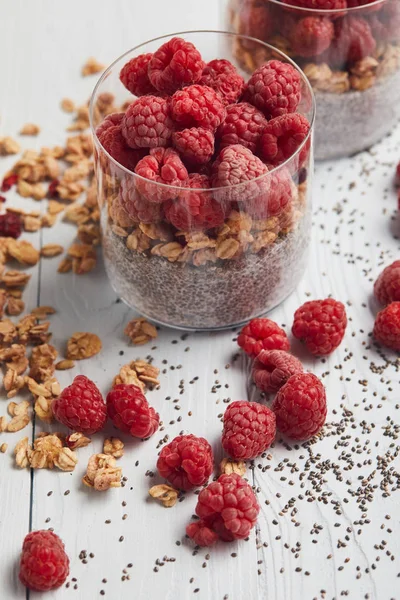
[156,434,214,490]
[121,96,174,149]
[222,400,276,460]
[19,530,69,592]
[0,212,22,239]
[237,317,290,358]
[148,37,205,95]
[107,383,159,439]
[289,17,335,58]
[172,127,214,166]
[216,102,267,155]
[97,122,144,172]
[292,298,347,356]
[374,261,400,305]
[259,113,311,168]
[119,179,163,223]
[119,53,157,96]
[135,147,189,203]
[243,60,302,119]
[199,59,245,105]
[186,520,219,547]
[252,349,303,393]
[53,375,107,435]
[373,302,400,351]
[191,473,260,543]
[332,17,376,65]
[272,372,327,440]
[170,85,226,132]
[244,168,293,220]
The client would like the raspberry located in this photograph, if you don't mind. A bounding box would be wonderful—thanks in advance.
[236,2,274,47]
[193,473,260,542]
[396,161,400,185]
[119,179,163,223]
[216,102,267,155]
[19,530,69,591]
[259,113,311,168]
[135,147,189,203]
[333,17,376,65]
[119,53,157,96]
[157,434,214,490]
[370,1,400,41]
[244,168,293,219]
[170,85,226,132]
[53,375,107,435]
[272,373,327,440]
[186,520,219,547]
[106,383,159,439]
[96,112,124,138]
[237,318,290,358]
[373,302,400,351]
[289,17,335,58]
[122,96,174,149]
[0,212,22,239]
[347,0,382,12]
[172,127,214,166]
[283,0,346,10]
[1,173,18,192]
[164,173,226,231]
[252,349,303,393]
[374,261,400,305]
[292,298,347,356]
[97,121,143,172]
[222,400,276,460]
[199,59,245,105]
[243,60,302,119]
[148,37,205,95]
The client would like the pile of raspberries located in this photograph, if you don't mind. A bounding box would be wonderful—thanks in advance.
[96,36,311,232]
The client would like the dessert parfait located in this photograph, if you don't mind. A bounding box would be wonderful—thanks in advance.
[228,0,400,159]
[90,31,315,330]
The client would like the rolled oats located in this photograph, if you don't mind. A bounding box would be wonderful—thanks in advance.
[3,369,25,399]
[149,484,178,508]
[81,57,105,77]
[0,443,8,453]
[41,244,64,258]
[7,239,40,266]
[0,137,20,155]
[220,458,246,477]
[6,298,25,316]
[55,359,75,370]
[6,399,30,430]
[66,332,102,360]
[34,395,53,423]
[83,453,122,491]
[2,270,31,288]
[20,123,40,136]
[124,318,158,345]
[65,432,91,449]
[14,437,31,468]
[103,437,124,458]
[61,98,76,113]
[53,447,78,471]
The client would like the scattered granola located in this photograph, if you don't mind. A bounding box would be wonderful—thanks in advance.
[66,332,102,360]
[55,359,75,370]
[113,359,160,391]
[65,432,91,450]
[19,123,40,136]
[220,458,246,477]
[148,484,178,508]
[103,437,124,458]
[14,433,78,471]
[0,443,8,453]
[82,453,122,491]
[81,57,105,77]
[41,244,64,258]
[0,137,20,156]
[124,317,158,345]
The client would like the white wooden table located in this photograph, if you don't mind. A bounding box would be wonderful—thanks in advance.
[1,1,399,598]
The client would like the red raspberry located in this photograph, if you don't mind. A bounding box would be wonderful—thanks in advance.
[216,102,267,155]
[172,127,214,166]
[283,0,346,10]
[259,113,311,168]
[170,85,226,132]
[97,122,143,172]
[148,37,205,95]
[396,161,400,185]
[347,0,382,12]
[1,173,18,192]
[0,212,22,239]
[199,59,245,105]
[193,473,260,542]
[135,147,189,203]
[289,17,334,58]
[156,434,214,490]
[252,349,303,393]
[373,302,400,351]
[374,261,400,305]
[164,173,226,231]
[119,53,157,96]
[119,179,163,223]
[292,298,347,356]
[222,400,276,460]
[333,17,376,65]
[53,375,107,435]
[244,168,293,219]
[237,318,290,358]
[272,373,327,440]
[243,60,302,119]
[96,112,124,138]
[122,96,174,149]
[19,530,69,591]
[107,383,159,439]
[236,2,274,47]
[186,520,219,547]
[370,0,400,41]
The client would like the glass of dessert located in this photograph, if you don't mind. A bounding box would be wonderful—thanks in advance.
[89,31,315,330]
[227,0,400,160]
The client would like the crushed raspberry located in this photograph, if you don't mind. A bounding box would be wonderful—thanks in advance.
[192,473,259,542]
[259,113,311,168]
[222,400,276,460]
[98,123,143,171]
[273,373,327,440]
[243,60,302,119]
[199,59,245,105]
[374,261,400,305]
[333,17,376,65]
[172,127,214,166]
[53,375,107,435]
[289,17,334,58]
[244,168,293,219]
[47,178,60,199]
[135,147,189,203]
[157,433,214,490]
[120,179,163,223]
[19,530,69,592]
[252,349,303,393]
[122,96,174,149]
[216,102,267,155]
[1,173,18,192]
[170,85,226,132]
[164,173,226,231]
[148,37,205,95]
[106,383,160,439]
[370,0,400,41]
[373,302,400,351]
[292,298,347,356]
[119,53,157,96]
[283,0,347,10]
[186,520,219,547]
[237,317,290,358]
[0,212,22,239]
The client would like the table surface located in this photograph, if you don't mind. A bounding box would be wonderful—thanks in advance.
[1,1,400,599]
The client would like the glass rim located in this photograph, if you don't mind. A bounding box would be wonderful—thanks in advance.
[264,0,386,14]
[89,29,316,193]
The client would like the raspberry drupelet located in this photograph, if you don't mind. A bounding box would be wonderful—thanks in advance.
[222,400,276,460]
[373,261,400,305]
[119,53,157,96]
[135,147,188,203]
[373,302,400,351]
[292,298,347,356]
[122,96,174,149]
[216,102,267,155]
[259,113,311,168]
[52,375,107,435]
[237,317,290,358]
[199,59,245,105]
[19,530,69,592]
[106,383,159,439]
[156,434,214,491]
[148,37,205,95]
[252,349,303,394]
[172,127,215,166]
[170,85,226,132]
